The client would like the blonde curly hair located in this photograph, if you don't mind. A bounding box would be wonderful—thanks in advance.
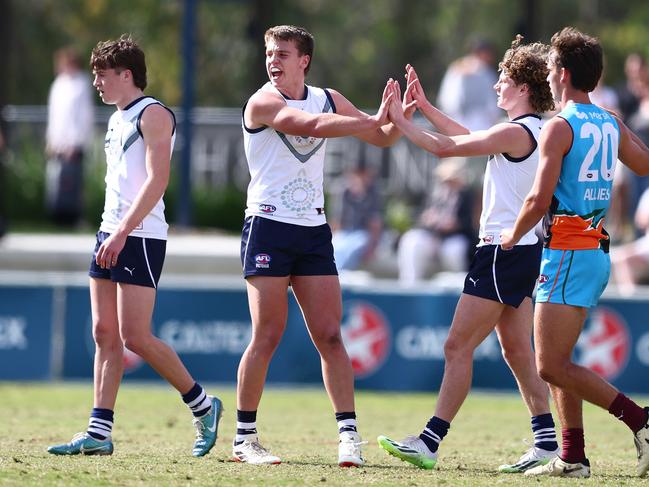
[499,35,554,113]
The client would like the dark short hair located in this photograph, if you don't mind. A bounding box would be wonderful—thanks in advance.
[499,35,555,113]
[550,27,603,92]
[264,25,314,75]
[90,34,147,90]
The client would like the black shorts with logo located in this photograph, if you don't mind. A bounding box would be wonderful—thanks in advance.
[462,242,542,307]
[240,216,338,278]
[88,231,166,288]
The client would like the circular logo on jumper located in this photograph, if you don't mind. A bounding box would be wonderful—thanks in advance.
[340,301,391,378]
[575,307,630,380]
[85,316,144,374]
[280,177,317,213]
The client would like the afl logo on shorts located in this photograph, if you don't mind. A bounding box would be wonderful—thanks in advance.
[255,253,271,269]
[341,301,391,378]
[575,307,630,380]
[259,204,276,214]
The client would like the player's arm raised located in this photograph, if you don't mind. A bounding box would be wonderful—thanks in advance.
[246,89,391,139]
[404,64,470,136]
[326,82,410,147]
[500,117,569,249]
[387,83,530,159]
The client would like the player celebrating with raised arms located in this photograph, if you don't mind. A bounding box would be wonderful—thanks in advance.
[48,35,223,458]
[236,25,411,466]
[501,27,649,478]
[377,36,559,473]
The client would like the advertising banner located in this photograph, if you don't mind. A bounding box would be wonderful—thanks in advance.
[0,286,54,380]
[3,278,649,393]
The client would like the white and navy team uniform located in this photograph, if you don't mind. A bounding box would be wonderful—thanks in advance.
[463,114,543,307]
[241,82,338,277]
[89,96,176,288]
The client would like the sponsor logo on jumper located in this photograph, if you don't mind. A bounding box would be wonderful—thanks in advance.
[259,204,276,214]
[255,253,271,269]
[482,234,494,244]
[538,274,549,284]
[341,301,391,377]
[575,307,630,380]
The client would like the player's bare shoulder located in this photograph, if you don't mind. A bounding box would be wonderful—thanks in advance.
[245,89,286,130]
[140,103,174,138]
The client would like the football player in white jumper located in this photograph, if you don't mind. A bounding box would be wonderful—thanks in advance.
[378,36,559,473]
[236,25,411,466]
[48,35,222,458]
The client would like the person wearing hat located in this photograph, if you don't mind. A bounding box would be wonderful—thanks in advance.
[397,156,476,283]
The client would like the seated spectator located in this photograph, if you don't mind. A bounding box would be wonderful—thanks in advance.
[331,164,383,271]
[611,187,649,295]
[397,157,477,284]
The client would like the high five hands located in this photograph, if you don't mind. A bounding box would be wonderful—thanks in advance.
[383,64,429,126]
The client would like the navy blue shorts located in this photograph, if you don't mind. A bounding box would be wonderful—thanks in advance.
[462,242,542,307]
[241,216,338,277]
[88,231,166,288]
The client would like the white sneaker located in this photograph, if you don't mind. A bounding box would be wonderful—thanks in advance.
[338,431,366,467]
[524,456,590,478]
[498,446,560,473]
[377,435,437,469]
[232,438,281,465]
[634,408,649,477]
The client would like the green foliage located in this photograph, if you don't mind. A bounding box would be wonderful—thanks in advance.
[192,184,246,231]
[8,0,649,108]
[1,383,648,486]
[3,141,246,231]
[4,139,46,223]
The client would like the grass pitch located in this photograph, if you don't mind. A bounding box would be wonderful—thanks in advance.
[0,382,646,486]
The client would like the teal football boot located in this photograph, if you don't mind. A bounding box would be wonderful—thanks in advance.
[192,396,223,457]
[48,432,113,455]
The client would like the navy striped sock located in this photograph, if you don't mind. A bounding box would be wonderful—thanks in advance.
[335,411,357,434]
[87,408,114,440]
[532,413,558,451]
[419,416,449,454]
[235,410,257,445]
[181,382,211,417]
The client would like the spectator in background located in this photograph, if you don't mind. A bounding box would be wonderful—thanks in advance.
[397,157,476,284]
[627,70,649,212]
[331,163,383,271]
[437,38,502,131]
[590,62,620,114]
[591,62,632,243]
[612,187,649,295]
[615,52,646,122]
[45,46,94,226]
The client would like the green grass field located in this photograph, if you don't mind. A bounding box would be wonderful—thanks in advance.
[0,382,646,486]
